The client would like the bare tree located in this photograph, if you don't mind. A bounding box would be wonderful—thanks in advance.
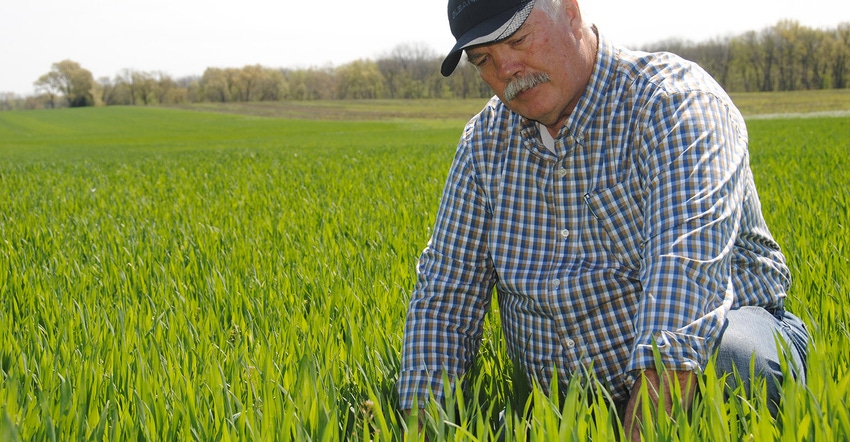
[377,43,438,98]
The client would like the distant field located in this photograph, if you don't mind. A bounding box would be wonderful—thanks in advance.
[731,89,850,117]
[0,102,848,440]
[166,89,850,121]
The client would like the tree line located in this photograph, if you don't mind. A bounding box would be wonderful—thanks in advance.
[644,20,850,92]
[2,20,847,111]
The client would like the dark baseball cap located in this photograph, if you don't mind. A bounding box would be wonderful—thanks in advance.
[441,0,536,76]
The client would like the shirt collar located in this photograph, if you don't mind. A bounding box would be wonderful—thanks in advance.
[561,27,615,140]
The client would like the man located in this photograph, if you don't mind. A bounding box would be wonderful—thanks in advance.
[398,0,809,437]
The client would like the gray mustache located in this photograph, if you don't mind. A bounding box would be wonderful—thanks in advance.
[504,72,551,102]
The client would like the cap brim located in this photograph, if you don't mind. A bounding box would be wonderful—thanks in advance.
[440,0,534,76]
[441,51,465,77]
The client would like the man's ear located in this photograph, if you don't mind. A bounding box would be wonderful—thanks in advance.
[563,0,584,30]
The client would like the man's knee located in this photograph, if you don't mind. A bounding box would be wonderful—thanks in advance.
[713,306,808,413]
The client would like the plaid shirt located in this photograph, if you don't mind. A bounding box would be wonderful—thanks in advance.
[398,32,790,409]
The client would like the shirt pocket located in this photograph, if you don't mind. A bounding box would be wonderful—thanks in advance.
[583,182,644,267]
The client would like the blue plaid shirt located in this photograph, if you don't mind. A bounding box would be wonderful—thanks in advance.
[398,32,790,409]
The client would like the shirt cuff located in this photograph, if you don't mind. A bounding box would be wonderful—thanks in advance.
[625,330,707,389]
[397,368,463,411]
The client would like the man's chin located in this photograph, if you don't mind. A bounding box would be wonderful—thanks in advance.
[502,90,543,117]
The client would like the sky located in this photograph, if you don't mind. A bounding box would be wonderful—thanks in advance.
[2,0,847,96]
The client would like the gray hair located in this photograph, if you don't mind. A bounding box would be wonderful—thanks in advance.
[533,0,564,21]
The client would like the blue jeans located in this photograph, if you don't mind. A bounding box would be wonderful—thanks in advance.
[713,306,809,415]
[497,307,808,439]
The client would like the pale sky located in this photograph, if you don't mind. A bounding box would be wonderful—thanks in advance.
[1,0,847,96]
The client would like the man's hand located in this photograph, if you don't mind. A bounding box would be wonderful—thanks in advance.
[624,369,696,441]
[402,408,426,441]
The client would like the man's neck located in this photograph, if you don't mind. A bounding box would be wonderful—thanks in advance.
[540,25,600,138]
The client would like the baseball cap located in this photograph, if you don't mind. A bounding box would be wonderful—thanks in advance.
[441,0,536,76]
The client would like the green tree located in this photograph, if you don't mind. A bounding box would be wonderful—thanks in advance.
[284,67,336,100]
[131,71,157,105]
[829,23,850,88]
[336,59,387,99]
[232,65,258,101]
[34,60,95,107]
[252,68,288,101]
[200,68,231,102]
[153,71,184,104]
[774,20,803,91]
[444,59,492,99]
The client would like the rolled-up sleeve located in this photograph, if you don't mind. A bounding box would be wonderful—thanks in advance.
[628,91,747,378]
[398,126,498,411]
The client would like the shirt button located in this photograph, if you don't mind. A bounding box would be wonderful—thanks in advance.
[557,168,567,178]
[564,339,576,349]
[552,279,560,288]
[560,229,570,239]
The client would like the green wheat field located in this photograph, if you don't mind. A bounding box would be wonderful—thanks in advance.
[1,96,848,440]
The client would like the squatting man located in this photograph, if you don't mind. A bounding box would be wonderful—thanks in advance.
[397,0,809,437]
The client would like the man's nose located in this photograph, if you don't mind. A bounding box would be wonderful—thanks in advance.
[492,49,523,82]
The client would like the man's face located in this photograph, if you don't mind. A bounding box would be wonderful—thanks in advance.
[465,2,594,131]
